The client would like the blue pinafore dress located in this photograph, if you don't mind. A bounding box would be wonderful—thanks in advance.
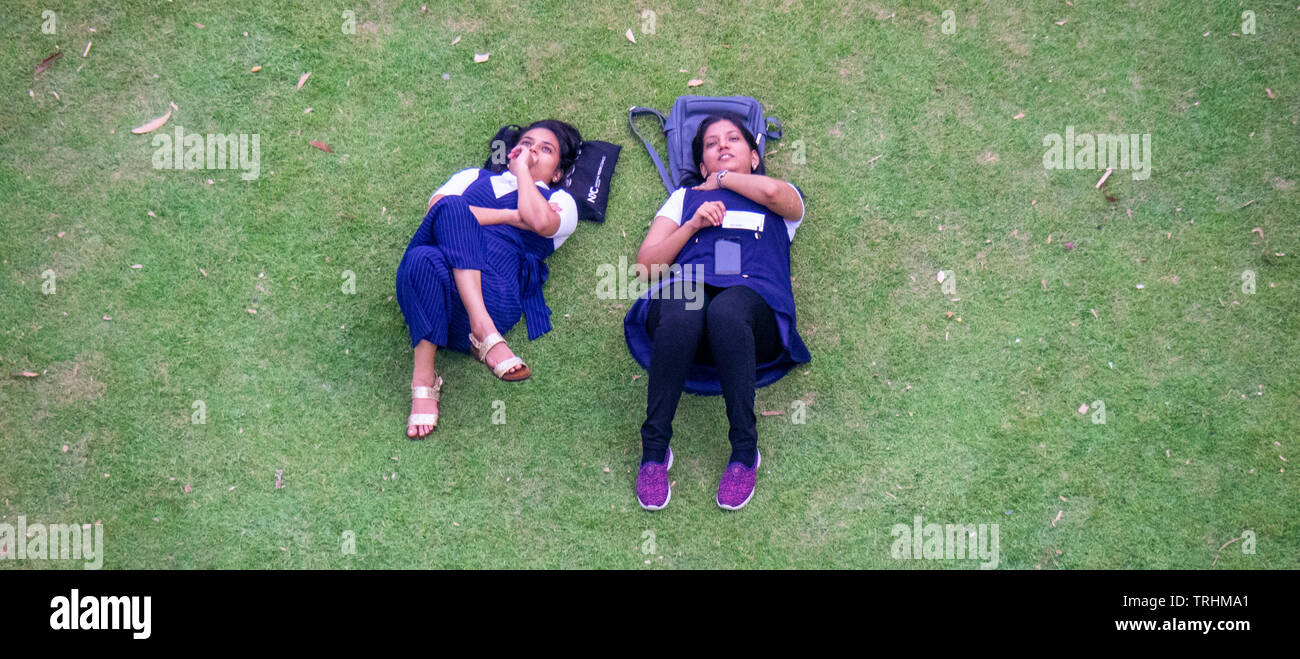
[623,186,811,395]
[396,169,575,353]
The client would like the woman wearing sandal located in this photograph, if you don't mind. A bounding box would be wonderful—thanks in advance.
[624,113,810,510]
[396,119,583,438]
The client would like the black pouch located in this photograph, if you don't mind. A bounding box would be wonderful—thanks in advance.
[563,140,621,223]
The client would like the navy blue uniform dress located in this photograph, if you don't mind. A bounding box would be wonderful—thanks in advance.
[396,168,579,352]
[623,184,812,395]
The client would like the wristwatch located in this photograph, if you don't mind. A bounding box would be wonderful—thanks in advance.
[716,170,728,189]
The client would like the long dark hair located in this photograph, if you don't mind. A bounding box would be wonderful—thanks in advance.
[487,119,583,177]
[689,113,765,186]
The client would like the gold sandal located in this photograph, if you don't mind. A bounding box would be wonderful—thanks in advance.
[406,374,443,438]
[468,332,530,381]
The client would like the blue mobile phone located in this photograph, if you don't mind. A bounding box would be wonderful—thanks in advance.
[715,238,742,275]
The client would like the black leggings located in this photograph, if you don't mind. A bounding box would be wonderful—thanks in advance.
[641,284,783,466]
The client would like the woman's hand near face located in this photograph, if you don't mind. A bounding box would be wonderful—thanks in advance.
[507,144,536,180]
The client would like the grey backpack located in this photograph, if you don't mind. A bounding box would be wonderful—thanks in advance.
[629,96,783,193]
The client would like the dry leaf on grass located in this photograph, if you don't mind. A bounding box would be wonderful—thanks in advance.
[309,140,334,153]
[16,371,40,378]
[250,65,262,72]
[131,106,173,134]
[474,52,490,63]
[1212,536,1243,566]
[296,71,311,90]
[1013,111,1025,120]
[1055,19,1067,26]
[1095,167,1113,188]
[625,28,636,43]
[687,79,704,87]
[35,51,63,77]
[451,36,461,46]
[194,22,205,28]
[1266,87,1275,99]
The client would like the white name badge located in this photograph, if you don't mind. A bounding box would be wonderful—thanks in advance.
[721,210,765,232]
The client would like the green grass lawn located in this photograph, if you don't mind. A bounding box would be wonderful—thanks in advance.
[1,0,1296,569]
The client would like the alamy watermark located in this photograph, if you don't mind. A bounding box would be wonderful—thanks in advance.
[1042,126,1151,181]
[152,126,261,180]
[1,516,103,569]
[891,515,999,569]
[596,256,704,310]
[50,589,150,639]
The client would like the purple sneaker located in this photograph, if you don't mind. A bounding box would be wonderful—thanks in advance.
[636,448,673,511]
[716,448,761,510]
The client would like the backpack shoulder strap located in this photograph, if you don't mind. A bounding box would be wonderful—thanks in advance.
[765,115,783,142]
[628,106,675,193]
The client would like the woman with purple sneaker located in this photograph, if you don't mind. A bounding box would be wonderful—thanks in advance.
[624,113,810,510]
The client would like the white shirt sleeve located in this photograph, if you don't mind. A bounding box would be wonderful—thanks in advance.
[654,188,688,225]
[429,168,482,205]
[784,182,806,242]
[548,189,580,250]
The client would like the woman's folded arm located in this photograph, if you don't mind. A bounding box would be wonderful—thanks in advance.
[636,213,711,280]
[428,193,528,229]
[701,173,804,222]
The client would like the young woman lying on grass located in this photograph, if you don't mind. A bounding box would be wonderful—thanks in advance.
[625,113,810,510]
[396,120,582,438]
